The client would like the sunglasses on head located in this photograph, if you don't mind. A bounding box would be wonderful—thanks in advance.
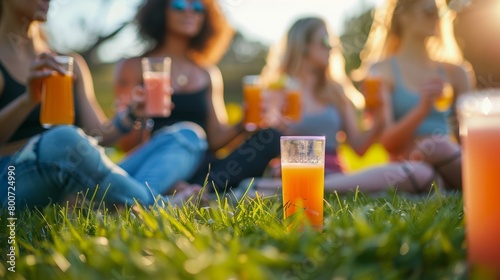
[170,0,205,13]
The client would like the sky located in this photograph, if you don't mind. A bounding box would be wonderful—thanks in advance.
[44,0,383,63]
[220,0,381,44]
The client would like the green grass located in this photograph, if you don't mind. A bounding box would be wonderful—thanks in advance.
[7,65,467,279]
[1,188,468,280]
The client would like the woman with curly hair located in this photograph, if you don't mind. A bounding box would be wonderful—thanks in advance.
[115,0,281,193]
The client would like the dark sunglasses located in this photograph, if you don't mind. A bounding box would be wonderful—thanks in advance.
[170,0,205,13]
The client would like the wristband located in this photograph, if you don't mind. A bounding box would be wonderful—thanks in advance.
[113,111,134,134]
[126,105,139,123]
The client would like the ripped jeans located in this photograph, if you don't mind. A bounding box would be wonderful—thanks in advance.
[0,123,206,210]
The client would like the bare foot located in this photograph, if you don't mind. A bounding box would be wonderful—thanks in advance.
[168,185,208,207]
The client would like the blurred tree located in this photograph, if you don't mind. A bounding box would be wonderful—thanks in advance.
[46,0,142,63]
[219,31,269,103]
[340,7,374,77]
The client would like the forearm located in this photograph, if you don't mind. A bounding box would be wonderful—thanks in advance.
[82,111,137,147]
[0,93,38,144]
[207,122,246,152]
[380,106,429,153]
[350,119,385,155]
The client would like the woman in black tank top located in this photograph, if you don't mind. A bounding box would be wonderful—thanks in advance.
[0,0,205,210]
[114,0,281,193]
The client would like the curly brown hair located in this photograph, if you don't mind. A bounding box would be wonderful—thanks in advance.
[136,0,234,66]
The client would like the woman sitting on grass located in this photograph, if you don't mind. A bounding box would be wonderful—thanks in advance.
[0,0,205,210]
[353,0,475,190]
[114,0,281,194]
[248,17,440,194]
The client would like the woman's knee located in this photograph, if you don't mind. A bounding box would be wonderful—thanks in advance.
[39,125,107,171]
[41,125,95,149]
[175,121,207,140]
[403,162,439,192]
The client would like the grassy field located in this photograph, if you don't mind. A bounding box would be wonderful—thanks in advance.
[0,64,471,280]
[1,188,468,280]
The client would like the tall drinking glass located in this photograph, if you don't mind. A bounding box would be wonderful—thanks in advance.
[458,90,500,278]
[40,56,74,127]
[141,57,172,117]
[281,136,325,230]
[362,77,382,110]
[283,78,302,122]
[434,82,454,112]
[242,75,262,131]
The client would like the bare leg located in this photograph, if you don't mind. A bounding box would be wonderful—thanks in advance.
[250,161,440,195]
[324,161,439,194]
[402,137,462,190]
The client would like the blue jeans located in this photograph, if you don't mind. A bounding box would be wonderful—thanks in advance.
[0,123,206,210]
[119,121,207,195]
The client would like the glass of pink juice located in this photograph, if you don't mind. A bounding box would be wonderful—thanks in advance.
[458,90,500,279]
[141,57,172,117]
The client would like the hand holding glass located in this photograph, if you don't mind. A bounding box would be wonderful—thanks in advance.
[40,56,75,128]
[141,57,172,118]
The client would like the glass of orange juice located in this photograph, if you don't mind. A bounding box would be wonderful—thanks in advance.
[283,78,301,122]
[242,75,262,131]
[362,77,382,110]
[434,82,454,112]
[141,57,172,118]
[40,56,75,128]
[281,136,325,231]
[458,90,500,279]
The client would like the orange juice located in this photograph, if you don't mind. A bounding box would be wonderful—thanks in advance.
[462,119,500,277]
[363,78,382,109]
[283,89,301,121]
[243,84,261,131]
[144,72,171,117]
[434,82,454,112]
[40,73,74,127]
[282,163,324,230]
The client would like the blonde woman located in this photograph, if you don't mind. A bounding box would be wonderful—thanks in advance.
[250,17,439,194]
[355,0,475,190]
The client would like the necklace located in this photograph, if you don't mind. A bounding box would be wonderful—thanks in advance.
[176,74,188,87]
[172,58,191,88]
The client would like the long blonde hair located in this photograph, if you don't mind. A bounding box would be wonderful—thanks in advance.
[262,17,365,109]
[353,0,464,80]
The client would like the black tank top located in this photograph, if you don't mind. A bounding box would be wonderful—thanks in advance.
[151,87,209,134]
[0,63,47,143]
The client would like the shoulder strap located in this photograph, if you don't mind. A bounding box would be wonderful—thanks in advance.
[390,57,403,86]
[437,63,447,80]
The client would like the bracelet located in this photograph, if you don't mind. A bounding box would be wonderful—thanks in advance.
[113,111,134,134]
[126,105,139,123]
[236,121,246,133]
